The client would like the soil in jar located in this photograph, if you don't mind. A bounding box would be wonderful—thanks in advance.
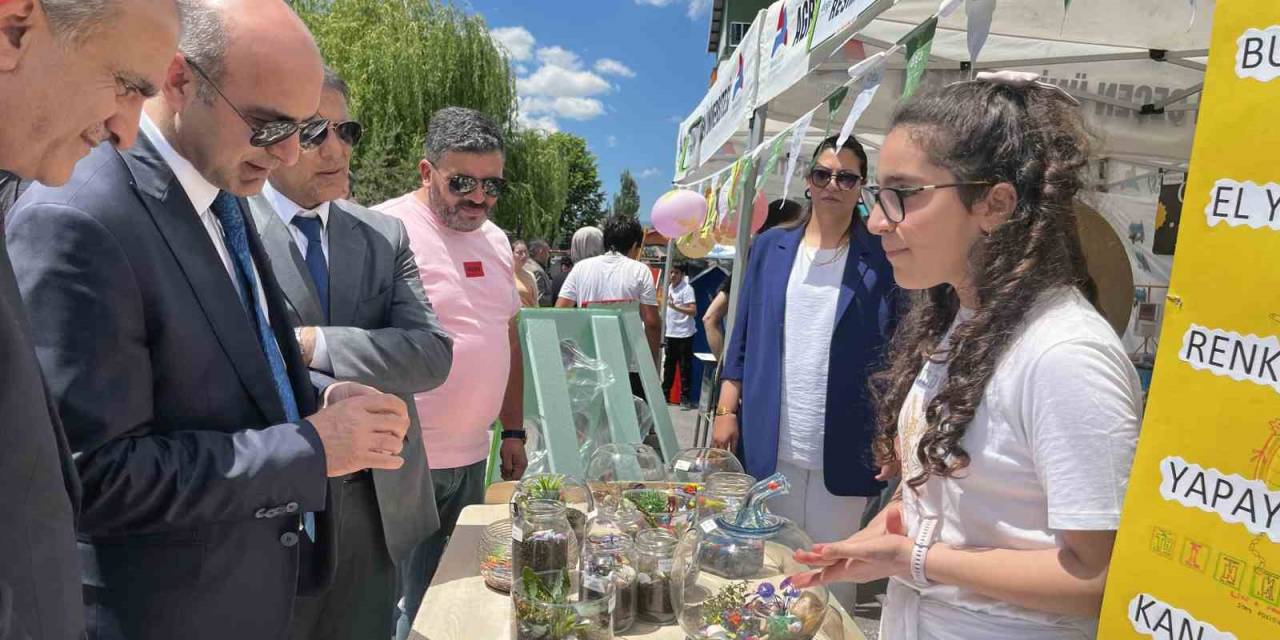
[636,573,675,624]
[584,565,636,633]
[513,534,570,575]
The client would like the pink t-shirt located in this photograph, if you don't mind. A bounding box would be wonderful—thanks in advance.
[374,192,520,469]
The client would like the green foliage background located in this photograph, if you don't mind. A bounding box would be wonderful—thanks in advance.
[291,0,601,242]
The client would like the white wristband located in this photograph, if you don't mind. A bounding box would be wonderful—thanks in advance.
[910,516,939,587]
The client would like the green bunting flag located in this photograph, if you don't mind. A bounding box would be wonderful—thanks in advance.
[823,85,850,138]
[899,16,939,100]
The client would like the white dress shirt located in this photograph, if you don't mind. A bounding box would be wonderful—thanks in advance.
[139,115,272,324]
[262,181,333,373]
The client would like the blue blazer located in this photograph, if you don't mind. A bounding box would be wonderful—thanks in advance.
[721,224,899,496]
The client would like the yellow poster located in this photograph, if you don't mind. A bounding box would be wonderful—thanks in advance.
[1100,2,1280,638]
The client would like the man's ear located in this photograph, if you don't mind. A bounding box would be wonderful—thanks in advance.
[418,159,432,187]
[0,0,40,74]
[975,182,1018,234]
[159,53,196,111]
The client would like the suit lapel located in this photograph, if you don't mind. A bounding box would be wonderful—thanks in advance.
[120,139,285,423]
[326,202,365,328]
[835,225,876,324]
[248,196,325,326]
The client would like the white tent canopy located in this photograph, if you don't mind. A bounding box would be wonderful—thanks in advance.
[677,0,1212,187]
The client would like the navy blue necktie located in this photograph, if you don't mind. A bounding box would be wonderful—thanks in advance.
[211,192,313,539]
[290,215,329,322]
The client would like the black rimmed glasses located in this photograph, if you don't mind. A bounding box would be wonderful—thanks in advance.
[447,173,507,198]
[808,166,863,191]
[861,182,995,223]
[184,57,329,150]
[306,120,364,150]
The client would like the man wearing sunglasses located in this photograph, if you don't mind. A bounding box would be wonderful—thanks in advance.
[375,107,528,639]
[6,2,415,639]
[248,67,454,640]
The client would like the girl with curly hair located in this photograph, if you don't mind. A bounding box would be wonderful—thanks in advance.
[792,74,1144,639]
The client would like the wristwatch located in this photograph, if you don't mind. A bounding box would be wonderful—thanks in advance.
[501,429,527,442]
[713,406,737,417]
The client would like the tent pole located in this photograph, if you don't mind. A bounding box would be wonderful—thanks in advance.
[703,104,768,448]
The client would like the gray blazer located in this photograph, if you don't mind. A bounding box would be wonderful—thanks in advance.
[247,194,451,565]
[6,138,328,640]
[0,172,82,639]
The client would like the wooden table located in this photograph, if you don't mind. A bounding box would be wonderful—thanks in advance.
[410,504,868,640]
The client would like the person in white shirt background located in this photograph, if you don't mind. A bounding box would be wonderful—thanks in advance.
[556,213,661,371]
[792,74,1143,640]
[661,262,697,409]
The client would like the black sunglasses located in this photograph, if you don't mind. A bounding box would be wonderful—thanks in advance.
[447,173,507,198]
[184,57,329,150]
[861,182,995,223]
[808,166,863,191]
[306,120,364,150]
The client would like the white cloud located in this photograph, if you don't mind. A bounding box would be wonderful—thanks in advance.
[490,26,535,61]
[594,58,636,78]
[634,0,712,21]
[517,112,560,133]
[607,135,618,147]
[536,46,582,70]
[687,0,711,20]
[637,168,662,179]
[514,64,529,76]
[517,65,611,98]
[521,96,606,121]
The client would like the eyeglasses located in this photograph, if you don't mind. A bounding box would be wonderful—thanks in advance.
[447,173,507,198]
[184,57,329,150]
[861,182,995,223]
[808,166,863,191]
[306,120,364,150]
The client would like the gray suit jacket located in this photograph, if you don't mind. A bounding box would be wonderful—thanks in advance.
[247,194,450,565]
[0,175,83,640]
[6,138,328,640]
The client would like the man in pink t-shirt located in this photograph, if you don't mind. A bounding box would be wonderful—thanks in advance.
[374,107,525,638]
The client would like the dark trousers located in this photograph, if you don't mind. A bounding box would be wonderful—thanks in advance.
[288,474,395,640]
[394,459,487,640]
[662,335,695,405]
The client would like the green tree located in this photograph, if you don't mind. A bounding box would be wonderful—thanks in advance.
[291,0,569,239]
[612,170,640,219]
[547,133,605,246]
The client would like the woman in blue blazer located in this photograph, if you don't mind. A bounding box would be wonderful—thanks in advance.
[714,135,898,570]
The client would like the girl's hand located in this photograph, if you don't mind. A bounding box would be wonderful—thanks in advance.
[791,503,913,586]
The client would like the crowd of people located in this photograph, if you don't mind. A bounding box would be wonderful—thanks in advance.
[0,1,1143,640]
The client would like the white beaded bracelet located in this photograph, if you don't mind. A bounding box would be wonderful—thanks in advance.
[910,516,939,587]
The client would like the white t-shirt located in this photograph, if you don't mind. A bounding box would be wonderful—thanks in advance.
[777,244,849,470]
[558,252,657,308]
[884,288,1143,640]
[664,278,697,338]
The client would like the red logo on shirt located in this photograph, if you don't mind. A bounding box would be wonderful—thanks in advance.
[463,261,485,278]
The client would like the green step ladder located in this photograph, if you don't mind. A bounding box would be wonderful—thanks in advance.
[489,306,678,483]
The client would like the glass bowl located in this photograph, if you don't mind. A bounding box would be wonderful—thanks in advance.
[477,518,513,592]
[668,447,746,485]
[512,568,615,640]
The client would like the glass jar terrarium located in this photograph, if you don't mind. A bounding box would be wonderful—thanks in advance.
[671,473,829,640]
[512,568,614,640]
[586,499,646,541]
[583,534,638,633]
[511,473,596,546]
[633,528,679,624]
[668,447,746,485]
[477,518,514,591]
[586,443,667,504]
[512,499,580,579]
[696,472,756,524]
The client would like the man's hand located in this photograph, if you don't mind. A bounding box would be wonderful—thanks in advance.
[500,437,528,481]
[308,385,410,477]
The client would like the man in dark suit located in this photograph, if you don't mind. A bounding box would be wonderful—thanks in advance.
[6,2,412,639]
[0,1,181,638]
[247,67,453,639]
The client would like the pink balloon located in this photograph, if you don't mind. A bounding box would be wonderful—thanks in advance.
[750,190,768,233]
[650,189,707,238]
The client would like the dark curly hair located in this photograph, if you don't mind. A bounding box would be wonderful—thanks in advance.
[869,80,1096,490]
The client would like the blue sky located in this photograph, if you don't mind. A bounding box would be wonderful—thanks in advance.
[465,0,718,223]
